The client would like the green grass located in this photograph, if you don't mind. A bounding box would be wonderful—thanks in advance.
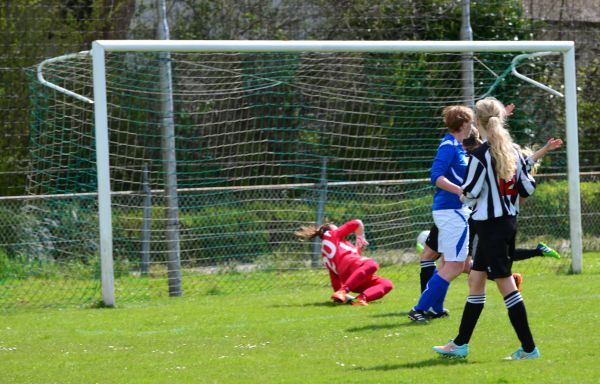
[1,253,599,383]
[0,247,572,308]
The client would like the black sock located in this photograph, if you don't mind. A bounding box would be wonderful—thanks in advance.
[505,290,536,353]
[513,248,542,261]
[454,294,485,346]
[419,261,436,293]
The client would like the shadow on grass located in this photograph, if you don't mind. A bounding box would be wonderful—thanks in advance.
[346,321,426,332]
[355,357,470,371]
[270,301,338,308]
[346,323,399,332]
[371,311,410,318]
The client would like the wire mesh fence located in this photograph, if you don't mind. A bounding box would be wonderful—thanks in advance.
[1,173,596,309]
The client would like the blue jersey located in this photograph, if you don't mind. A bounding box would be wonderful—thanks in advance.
[431,133,468,211]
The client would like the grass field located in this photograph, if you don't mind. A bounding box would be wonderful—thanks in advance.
[1,253,599,383]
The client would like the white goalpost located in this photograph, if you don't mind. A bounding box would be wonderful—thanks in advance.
[34,40,582,307]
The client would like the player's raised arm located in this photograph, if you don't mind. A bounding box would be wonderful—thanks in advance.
[333,219,368,248]
[531,138,563,163]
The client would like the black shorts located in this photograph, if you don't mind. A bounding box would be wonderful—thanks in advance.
[424,224,439,253]
[426,219,476,257]
[471,216,517,280]
[467,218,476,257]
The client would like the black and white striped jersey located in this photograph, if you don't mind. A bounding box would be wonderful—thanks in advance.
[462,142,536,221]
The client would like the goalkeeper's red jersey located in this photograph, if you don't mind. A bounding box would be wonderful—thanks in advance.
[321,220,369,282]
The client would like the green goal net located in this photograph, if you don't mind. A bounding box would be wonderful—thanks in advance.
[15,42,575,308]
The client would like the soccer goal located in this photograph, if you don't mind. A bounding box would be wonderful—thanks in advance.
[30,40,581,307]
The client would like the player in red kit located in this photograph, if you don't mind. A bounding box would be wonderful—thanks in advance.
[296,219,393,306]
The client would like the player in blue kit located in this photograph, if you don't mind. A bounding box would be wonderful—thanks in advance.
[408,105,473,322]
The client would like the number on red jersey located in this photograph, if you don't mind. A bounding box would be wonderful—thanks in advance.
[321,239,337,275]
[499,176,518,196]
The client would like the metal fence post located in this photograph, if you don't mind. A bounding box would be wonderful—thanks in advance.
[157,0,182,295]
[311,156,328,267]
[461,0,475,108]
[141,163,152,276]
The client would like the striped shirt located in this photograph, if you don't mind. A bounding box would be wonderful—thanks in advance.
[462,142,536,221]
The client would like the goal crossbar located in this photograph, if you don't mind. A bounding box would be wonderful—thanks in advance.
[92,40,575,53]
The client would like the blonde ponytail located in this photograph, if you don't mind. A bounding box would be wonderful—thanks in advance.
[475,98,517,181]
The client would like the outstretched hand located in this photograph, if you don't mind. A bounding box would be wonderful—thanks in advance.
[505,103,516,116]
[356,235,369,248]
[545,137,563,151]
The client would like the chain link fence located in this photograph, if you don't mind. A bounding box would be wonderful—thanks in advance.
[1,173,595,308]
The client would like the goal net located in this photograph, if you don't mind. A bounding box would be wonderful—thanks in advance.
[22,41,579,307]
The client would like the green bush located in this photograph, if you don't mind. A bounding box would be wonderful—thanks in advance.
[0,204,55,260]
[1,181,597,269]
[0,247,101,280]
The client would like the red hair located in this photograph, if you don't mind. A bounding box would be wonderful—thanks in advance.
[442,105,473,132]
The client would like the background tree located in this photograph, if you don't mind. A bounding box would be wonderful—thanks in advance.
[578,59,600,172]
[0,0,134,195]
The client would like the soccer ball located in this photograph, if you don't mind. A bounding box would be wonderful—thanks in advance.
[416,230,430,254]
